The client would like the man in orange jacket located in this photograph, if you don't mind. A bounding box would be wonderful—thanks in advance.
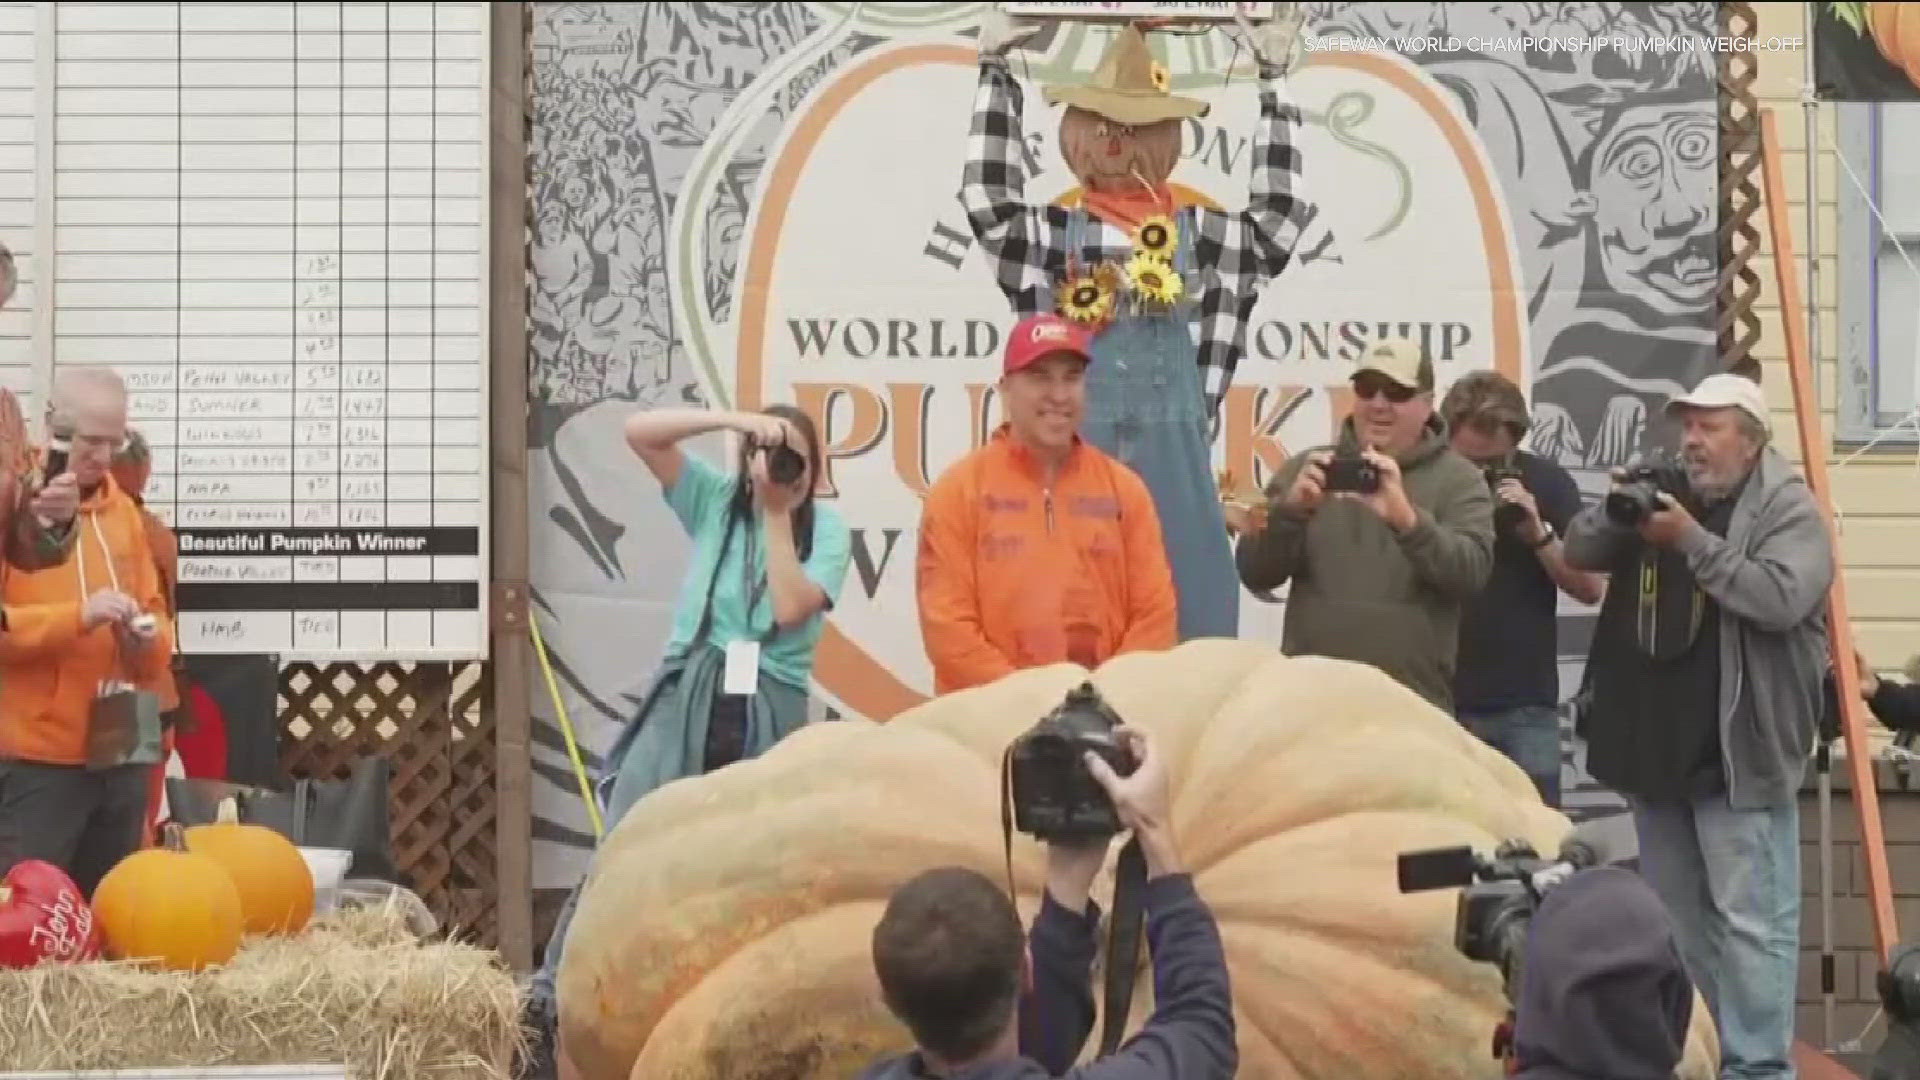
[0,367,175,896]
[916,314,1179,695]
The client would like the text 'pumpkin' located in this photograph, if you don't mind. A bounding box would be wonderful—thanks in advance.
[556,640,1720,1079]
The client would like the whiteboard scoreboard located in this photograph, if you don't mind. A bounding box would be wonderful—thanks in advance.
[0,1,490,660]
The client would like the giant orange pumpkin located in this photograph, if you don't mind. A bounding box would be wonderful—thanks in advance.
[556,641,1720,1079]
[91,838,244,973]
[184,798,314,935]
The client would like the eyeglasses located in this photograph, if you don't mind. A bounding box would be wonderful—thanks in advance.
[1352,374,1418,404]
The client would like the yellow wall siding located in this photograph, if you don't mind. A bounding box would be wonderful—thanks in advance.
[1750,5,1920,673]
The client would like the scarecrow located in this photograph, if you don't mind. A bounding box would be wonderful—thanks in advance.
[961,8,1321,641]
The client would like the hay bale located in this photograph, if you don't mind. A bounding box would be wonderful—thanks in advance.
[0,899,523,1078]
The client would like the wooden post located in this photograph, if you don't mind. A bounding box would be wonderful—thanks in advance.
[487,0,534,973]
[1759,108,1898,965]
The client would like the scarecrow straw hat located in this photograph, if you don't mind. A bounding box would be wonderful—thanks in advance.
[1043,24,1210,126]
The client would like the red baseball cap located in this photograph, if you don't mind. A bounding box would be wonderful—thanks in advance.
[1003,313,1093,376]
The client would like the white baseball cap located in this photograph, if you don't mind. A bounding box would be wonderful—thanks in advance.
[1665,373,1769,435]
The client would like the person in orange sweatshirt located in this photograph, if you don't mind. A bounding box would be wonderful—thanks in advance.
[916,313,1179,695]
[0,367,174,897]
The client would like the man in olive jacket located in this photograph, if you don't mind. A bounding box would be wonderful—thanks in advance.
[1236,338,1494,710]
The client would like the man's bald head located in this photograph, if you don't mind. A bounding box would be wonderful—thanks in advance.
[49,365,128,488]
[52,366,128,416]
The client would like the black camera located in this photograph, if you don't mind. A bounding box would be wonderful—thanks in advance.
[1398,840,1555,1001]
[1322,453,1380,495]
[1005,682,1136,841]
[1397,827,1618,1003]
[1604,458,1690,527]
[1483,465,1527,534]
[1875,945,1920,1077]
[755,440,806,485]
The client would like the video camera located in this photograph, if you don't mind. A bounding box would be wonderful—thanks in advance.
[1396,821,1630,1002]
[1603,456,1691,528]
[1005,682,1136,841]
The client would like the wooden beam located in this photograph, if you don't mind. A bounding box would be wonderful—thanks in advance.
[1759,108,1898,965]
[487,0,533,974]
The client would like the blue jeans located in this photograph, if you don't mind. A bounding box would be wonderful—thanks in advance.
[1632,795,1800,1080]
[1456,705,1562,808]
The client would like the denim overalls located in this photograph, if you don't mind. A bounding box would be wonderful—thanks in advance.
[1068,206,1239,640]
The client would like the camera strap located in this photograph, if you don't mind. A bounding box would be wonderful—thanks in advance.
[691,498,778,652]
[1101,838,1148,1055]
[996,744,1150,1058]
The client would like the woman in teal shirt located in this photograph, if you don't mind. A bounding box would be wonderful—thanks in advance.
[601,402,851,816]
[523,403,851,1065]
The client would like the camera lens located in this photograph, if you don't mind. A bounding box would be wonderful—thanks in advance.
[765,443,805,484]
[1603,484,1655,527]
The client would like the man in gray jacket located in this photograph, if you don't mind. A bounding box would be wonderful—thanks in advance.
[1565,372,1832,1080]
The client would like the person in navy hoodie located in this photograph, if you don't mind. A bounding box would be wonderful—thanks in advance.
[1511,866,1695,1080]
[859,726,1235,1080]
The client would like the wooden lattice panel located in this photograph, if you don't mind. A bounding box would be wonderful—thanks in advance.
[278,661,498,948]
[1718,1,1765,378]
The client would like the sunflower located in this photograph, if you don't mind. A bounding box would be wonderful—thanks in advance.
[1126,252,1184,305]
[1133,214,1177,259]
[1149,61,1170,92]
[1056,274,1113,324]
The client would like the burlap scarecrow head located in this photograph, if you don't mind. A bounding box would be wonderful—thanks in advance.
[1045,24,1209,192]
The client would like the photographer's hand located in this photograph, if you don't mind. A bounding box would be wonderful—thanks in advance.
[732,411,796,448]
[1084,727,1182,879]
[1278,451,1329,516]
[1496,479,1544,544]
[28,472,79,528]
[1638,492,1698,548]
[1857,649,1881,699]
[1044,837,1109,915]
[1354,448,1417,533]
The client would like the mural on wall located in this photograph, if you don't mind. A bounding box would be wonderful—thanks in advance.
[527,1,1720,890]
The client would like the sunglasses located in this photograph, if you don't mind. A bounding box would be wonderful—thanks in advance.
[1352,374,1418,404]
[1452,413,1511,436]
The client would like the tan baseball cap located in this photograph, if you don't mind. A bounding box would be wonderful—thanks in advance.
[1354,336,1434,393]
[1665,373,1769,434]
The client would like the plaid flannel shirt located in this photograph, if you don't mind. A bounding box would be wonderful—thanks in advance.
[961,56,1324,427]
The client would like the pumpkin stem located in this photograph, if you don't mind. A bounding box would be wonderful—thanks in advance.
[161,822,188,852]
[216,797,240,825]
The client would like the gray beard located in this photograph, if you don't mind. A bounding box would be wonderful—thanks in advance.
[1687,457,1757,504]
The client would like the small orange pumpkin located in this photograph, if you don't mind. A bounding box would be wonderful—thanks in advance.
[184,798,315,935]
[92,827,243,972]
